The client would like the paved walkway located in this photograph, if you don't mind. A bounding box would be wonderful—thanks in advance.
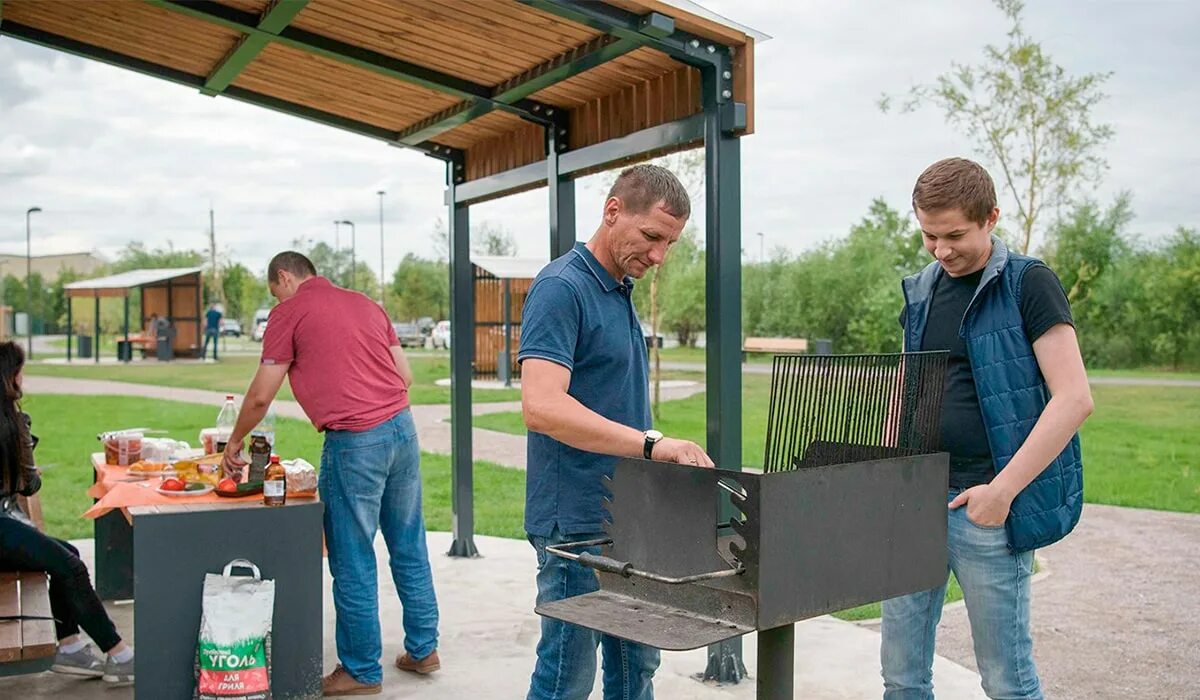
[1,532,991,699]
[19,375,1200,698]
[22,375,703,471]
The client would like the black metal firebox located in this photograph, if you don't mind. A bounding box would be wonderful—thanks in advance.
[538,351,950,698]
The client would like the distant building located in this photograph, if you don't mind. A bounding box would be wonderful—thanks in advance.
[0,252,107,282]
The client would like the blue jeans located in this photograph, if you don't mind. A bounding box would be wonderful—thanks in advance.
[881,489,1041,699]
[202,329,219,360]
[320,409,439,685]
[527,527,659,700]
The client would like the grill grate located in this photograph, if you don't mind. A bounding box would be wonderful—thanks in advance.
[762,352,949,473]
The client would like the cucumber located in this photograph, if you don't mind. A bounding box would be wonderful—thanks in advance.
[237,480,264,493]
[184,482,208,491]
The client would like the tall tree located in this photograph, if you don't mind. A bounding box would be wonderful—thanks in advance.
[880,0,1114,254]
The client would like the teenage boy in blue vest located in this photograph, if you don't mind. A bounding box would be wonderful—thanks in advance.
[881,157,1094,700]
[518,164,715,700]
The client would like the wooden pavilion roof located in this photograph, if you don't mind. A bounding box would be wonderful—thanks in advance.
[1,0,756,187]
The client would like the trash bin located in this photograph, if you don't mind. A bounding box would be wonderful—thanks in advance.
[155,327,176,361]
[116,340,133,362]
[78,335,93,359]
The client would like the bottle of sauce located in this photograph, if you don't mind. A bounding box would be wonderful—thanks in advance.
[263,454,286,507]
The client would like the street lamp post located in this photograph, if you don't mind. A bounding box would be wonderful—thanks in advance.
[333,220,341,284]
[377,191,386,304]
[339,220,356,291]
[757,231,765,263]
[25,207,42,359]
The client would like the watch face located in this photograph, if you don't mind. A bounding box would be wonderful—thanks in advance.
[645,430,664,441]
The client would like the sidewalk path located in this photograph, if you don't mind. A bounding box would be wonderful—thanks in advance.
[23,375,1200,699]
[22,375,704,471]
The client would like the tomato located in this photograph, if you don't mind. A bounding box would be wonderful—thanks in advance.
[160,478,185,491]
[218,478,238,493]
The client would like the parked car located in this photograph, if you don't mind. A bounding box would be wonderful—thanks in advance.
[251,320,268,342]
[219,319,243,337]
[430,320,451,349]
[392,322,425,348]
[416,316,435,336]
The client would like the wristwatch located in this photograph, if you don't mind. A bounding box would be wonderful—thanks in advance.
[643,430,664,459]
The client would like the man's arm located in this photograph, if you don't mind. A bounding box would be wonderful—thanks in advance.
[522,358,714,466]
[223,362,290,465]
[390,345,414,388]
[949,323,1094,522]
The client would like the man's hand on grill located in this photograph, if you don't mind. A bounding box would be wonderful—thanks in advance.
[948,483,1014,528]
[650,438,715,468]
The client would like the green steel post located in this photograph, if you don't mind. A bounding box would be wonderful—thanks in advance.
[447,160,478,558]
[702,63,746,684]
[547,124,576,260]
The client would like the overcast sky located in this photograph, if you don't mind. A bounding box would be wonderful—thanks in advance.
[1,0,1196,277]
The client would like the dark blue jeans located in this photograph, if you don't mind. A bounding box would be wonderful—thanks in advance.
[320,409,439,685]
[201,329,220,360]
[526,527,659,700]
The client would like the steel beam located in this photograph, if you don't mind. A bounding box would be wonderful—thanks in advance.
[452,113,710,206]
[701,65,746,684]
[521,0,734,101]
[147,0,555,125]
[447,162,478,558]
[201,0,309,96]
[0,22,458,162]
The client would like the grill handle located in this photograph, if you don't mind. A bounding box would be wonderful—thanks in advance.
[545,538,744,585]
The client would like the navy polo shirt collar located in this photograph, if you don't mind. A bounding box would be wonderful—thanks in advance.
[572,242,634,293]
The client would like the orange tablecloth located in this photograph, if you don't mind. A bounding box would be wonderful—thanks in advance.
[86,454,232,520]
[85,453,317,521]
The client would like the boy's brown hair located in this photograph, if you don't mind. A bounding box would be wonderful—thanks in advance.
[912,157,997,225]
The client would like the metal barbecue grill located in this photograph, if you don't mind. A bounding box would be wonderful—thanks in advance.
[537,351,951,699]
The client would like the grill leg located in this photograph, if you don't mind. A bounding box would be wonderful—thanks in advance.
[757,623,794,699]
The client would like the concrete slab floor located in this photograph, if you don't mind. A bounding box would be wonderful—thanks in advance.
[1,532,986,699]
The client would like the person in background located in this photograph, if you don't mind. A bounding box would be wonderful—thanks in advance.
[0,341,135,685]
[202,301,223,361]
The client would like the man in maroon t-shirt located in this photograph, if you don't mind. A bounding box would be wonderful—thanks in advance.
[224,251,440,695]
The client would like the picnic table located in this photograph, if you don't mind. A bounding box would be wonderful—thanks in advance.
[87,453,324,699]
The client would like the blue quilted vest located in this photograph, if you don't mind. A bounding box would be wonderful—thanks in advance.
[901,236,1083,553]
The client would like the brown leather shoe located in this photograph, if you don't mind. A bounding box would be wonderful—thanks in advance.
[322,664,381,696]
[395,649,440,675]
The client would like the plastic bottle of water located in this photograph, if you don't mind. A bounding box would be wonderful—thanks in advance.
[215,394,238,453]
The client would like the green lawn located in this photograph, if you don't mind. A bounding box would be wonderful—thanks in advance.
[26,394,525,542]
[24,354,520,405]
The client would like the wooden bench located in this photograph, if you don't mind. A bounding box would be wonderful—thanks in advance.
[743,336,808,359]
[0,494,57,677]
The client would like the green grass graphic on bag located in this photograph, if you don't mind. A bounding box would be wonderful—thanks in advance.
[195,559,275,700]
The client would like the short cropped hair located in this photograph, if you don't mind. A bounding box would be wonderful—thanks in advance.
[267,251,317,283]
[912,157,997,226]
[607,164,691,219]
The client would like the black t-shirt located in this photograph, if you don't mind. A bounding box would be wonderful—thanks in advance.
[902,265,1073,488]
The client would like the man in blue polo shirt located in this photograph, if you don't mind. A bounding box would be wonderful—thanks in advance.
[519,164,714,700]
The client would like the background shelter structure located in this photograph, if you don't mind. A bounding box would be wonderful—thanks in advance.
[472,256,546,384]
[1,0,761,681]
[63,267,205,362]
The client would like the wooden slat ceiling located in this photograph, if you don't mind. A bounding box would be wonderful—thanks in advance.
[2,0,754,182]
